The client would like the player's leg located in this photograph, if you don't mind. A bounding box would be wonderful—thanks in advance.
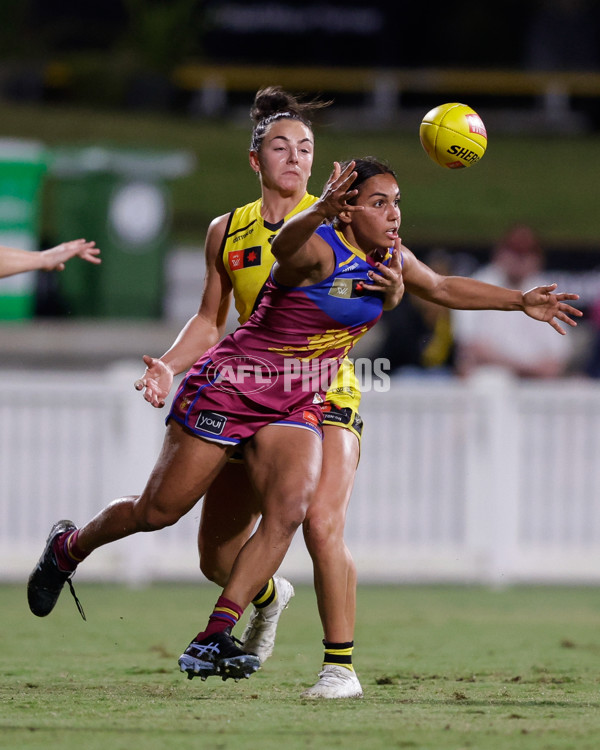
[198,460,261,587]
[180,423,321,681]
[28,422,231,619]
[300,423,363,699]
[197,461,296,664]
[223,423,321,609]
[306,424,359,642]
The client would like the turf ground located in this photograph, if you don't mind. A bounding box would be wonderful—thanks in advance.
[1,582,600,750]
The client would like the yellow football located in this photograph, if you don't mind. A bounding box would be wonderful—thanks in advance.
[419,102,488,169]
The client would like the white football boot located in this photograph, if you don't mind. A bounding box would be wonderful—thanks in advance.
[240,576,295,664]
[300,665,364,699]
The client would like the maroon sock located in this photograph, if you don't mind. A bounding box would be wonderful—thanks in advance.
[52,529,87,573]
[195,595,244,641]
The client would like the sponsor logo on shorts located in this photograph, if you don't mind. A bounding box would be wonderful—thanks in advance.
[321,404,363,435]
[321,405,352,426]
[303,410,320,427]
[195,410,227,435]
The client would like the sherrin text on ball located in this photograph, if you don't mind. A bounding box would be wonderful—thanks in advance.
[419,102,487,169]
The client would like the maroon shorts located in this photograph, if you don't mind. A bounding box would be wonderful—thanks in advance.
[167,371,323,446]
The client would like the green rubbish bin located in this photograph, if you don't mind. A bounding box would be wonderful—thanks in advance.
[0,139,47,321]
[50,145,195,318]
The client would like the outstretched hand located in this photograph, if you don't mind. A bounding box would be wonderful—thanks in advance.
[522,283,582,334]
[317,161,365,221]
[41,239,101,271]
[134,354,174,408]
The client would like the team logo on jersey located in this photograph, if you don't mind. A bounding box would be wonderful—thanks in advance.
[195,410,227,435]
[229,246,262,271]
[328,278,371,298]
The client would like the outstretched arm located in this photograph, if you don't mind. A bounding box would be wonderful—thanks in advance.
[402,248,582,333]
[134,214,233,408]
[0,239,100,278]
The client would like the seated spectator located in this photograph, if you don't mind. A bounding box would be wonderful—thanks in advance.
[452,224,574,379]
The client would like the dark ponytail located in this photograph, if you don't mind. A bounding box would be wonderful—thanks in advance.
[250,86,330,152]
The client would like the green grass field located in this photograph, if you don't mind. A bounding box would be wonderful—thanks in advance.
[1,102,600,249]
[2,583,600,749]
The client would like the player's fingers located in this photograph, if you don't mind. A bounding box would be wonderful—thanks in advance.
[372,262,394,277]
[338,160,355,176]
[549,319,566,335]
[365,272,383,285]
[557,293,581,304]
[134,378,145,391]
[559,303,583,317]
[557,311,578,327]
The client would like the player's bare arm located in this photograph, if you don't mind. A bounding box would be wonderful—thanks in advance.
[271,161,363,285]
[135,214,233,408]
[0,239,100,278]
[402,248,581,332]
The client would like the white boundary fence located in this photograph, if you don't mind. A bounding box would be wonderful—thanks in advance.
[2,363,600,586]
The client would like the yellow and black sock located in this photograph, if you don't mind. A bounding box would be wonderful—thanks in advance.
[323,640,354,671]
[252,577,277,609]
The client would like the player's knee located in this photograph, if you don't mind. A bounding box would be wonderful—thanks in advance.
[303,507,341,551]
[264,491,309,537]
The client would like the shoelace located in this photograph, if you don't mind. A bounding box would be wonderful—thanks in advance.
[67,578,86,621]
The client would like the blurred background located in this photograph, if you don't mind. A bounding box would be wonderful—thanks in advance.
[2,0,600,585]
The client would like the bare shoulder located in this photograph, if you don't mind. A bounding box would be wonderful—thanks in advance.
[207,212,231,238]
[204,212,232,263]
